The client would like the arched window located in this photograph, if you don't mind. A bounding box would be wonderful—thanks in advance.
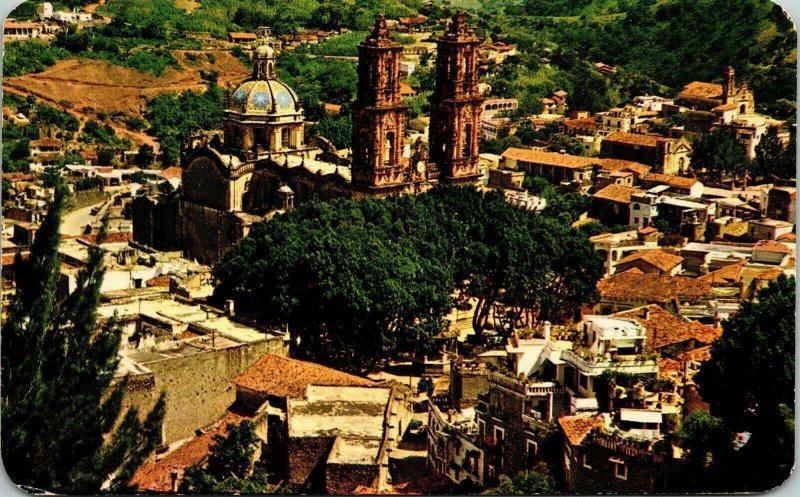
[385,131,395,165]
[739,104,746,114]
[281,128,291,149]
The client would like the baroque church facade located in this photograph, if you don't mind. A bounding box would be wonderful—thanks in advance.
[132,12,483,265]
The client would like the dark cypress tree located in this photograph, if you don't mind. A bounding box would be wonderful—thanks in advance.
[1,180,166,493]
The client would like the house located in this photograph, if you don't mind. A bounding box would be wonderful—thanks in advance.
[748,218,794,241]
[29,138,64,164]
[482,98,518,118]
[614,249,684,276]
[629,189,712,237]
[595,271,712,313]
[751,240,793,266]
[633,96,674,113]
[3,20,44,40]
[286,385,396,494]
[767,186,796,223]
[427,401,485,488]
[594,62,617,75]
[480,42,518,64]
[399,82,417,97]
[559,414,669,494]
[600,132,691,176]
[638,172,704,198]
[590,229,660,277]
[501,148,596,188]
[398,15,427,31]
[592,184,643,227]
[611,305,720,358]
[228,31,257,44]
[129,411,251,493]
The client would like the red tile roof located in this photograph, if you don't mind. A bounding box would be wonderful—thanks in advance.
[129,411,247,492]
[146,275,171,287]
[754,240,791,254]
[676,345,712,362]
[158,166,182,180]
[228,31,257,40]
[232,354,374,398]
[502,148,596,169]
[559,415,604,446]
[31,138,63,148]
[593,184,642,204]
[613,305,720,350]
[658,357,682,374]
[78,231,132,245]
[640,172,699,191]
[597,272,712,304]
[679,81,723,102]
[777,233,796,242]
[696,260,747,284]
[616,249,683,273]
[597,158,652,176]
[604,131,668,148]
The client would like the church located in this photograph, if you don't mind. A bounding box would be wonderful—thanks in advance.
[132,12,485,265]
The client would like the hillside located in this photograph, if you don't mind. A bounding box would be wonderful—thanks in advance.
[480,0,796,115]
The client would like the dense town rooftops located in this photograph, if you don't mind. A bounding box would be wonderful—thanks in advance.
[232,353,374,398]
[754,240,792,254]
[597,158,652,176]
[597,271,713,304]
[696,260,748,284]
[616,249,684,273]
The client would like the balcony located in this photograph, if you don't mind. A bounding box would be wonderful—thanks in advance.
[561,349,658,375]
[487,371,565,396]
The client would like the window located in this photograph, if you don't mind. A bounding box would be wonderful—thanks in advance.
[281,128,291,148]
[578,372,589,390]
[526,440,538,457]
[633,204,640,210]
[462,123,472,158]
[634,217,639,224]
[488,464,496,479]
[478,419,486,437]
[582,453,592,469]
[613,460,628,480]
[494,426,505,442]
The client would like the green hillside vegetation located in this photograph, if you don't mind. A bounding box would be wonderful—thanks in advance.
[479,0,796,115]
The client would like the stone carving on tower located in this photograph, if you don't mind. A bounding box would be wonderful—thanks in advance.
[351,16,410,192]
[428,10,484,184]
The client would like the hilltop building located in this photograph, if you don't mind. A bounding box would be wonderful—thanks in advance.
[133,12,483,265]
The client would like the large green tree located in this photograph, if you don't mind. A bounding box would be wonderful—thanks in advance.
[485,467,555,495]
[694,275,795,491]
[690,128,750,185]
[1,181,166,493]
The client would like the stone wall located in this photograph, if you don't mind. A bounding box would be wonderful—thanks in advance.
[120,336,288,445]
[326,463,379,494]
[287,436,336,492]
[179,201,243,265]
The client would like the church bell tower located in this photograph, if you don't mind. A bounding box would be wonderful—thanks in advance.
[428,11,484,184]
[351,16,409,192]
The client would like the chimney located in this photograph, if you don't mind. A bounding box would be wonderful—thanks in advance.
[224,299,235,317]
[642,307,650,320]
[170,470,179,492]
[543,321,551,341]
[713,310,721,329]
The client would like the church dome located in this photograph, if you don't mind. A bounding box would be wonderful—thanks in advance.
[229,79,300,116]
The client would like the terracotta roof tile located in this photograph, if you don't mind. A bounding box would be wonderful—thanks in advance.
[776,233,796,242]
[754,240,791,254]
[563,117,601,132]
[676,345,712,362]
[129,411,247,492]
[501,148,596,169]
[696,260,747,284]
[597,158,652,176]
[232,354,374,398]
[598,272,712,304]
[228,32,257,39]
[616,249,683,272]
[658,357,682,374]
[640,172,699,191]
[613,305,720,350]
[559,415,604,446]
[78,231,132,245]
[158,166,182,180]
[679,81,723,102]
[146,275,171,287]
[31,138,62,148]
[593,184,643,204]
[603,131,668,148]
